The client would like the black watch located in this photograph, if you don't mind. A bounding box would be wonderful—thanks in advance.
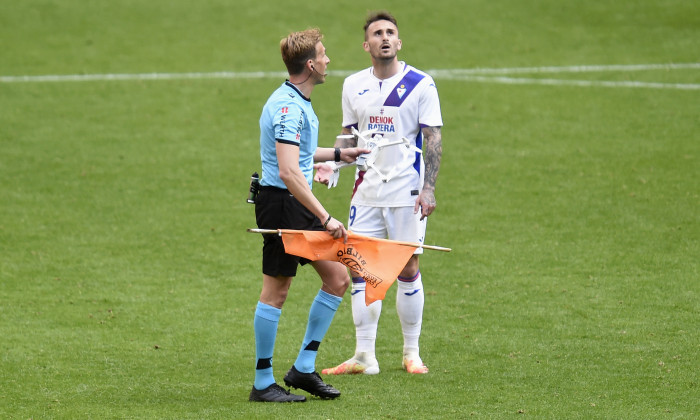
[334,147,341,162]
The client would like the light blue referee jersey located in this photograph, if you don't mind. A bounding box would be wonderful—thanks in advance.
[259,81,319,189]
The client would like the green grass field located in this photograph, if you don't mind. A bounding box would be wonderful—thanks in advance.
[1,0,698,418]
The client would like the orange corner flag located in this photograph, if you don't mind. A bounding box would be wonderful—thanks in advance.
[278,230,418,305]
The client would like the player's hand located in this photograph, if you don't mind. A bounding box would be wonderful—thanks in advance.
[313,163,333,185]
[325,217,348,241]
[339,147,372,163]
[414,188,436,221]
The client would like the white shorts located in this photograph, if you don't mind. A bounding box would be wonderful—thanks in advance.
[347,204,426,255]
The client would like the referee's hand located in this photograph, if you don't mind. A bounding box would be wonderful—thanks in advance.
[325,217,347,241]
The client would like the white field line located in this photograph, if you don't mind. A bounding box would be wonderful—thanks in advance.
[1,63,699,90]
[426,63,700,90]
[427,62,700,75]
[435,74,700,90]
[0,71,289,83]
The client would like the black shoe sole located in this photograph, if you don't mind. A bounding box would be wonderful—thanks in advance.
[284,379,340,399]
[283,368,341,400]
[249,385,306,402]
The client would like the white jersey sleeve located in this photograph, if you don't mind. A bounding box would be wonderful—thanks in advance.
[418,76,443,128]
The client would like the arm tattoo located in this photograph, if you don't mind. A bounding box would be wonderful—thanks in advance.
[422,126,442,191]
[334,126,358,148]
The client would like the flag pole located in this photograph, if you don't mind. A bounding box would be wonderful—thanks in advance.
[246,228,451,252]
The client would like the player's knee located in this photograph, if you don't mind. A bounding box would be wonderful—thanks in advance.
[260,289,289,309]
[399,256,420,279]
[329,268,350,295]
[321,265,350,297]
[335,270,351,294]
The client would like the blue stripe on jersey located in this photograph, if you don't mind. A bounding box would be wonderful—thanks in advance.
[383,70,426,107]
[414,128,423,174]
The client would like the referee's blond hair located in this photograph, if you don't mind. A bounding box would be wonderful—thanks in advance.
[280,28,323,76]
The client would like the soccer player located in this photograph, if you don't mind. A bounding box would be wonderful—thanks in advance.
[249,28,369,402]
[321,11,443,376]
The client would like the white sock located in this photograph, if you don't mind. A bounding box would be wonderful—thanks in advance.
[351,279,382,358]
[396,272,424,357]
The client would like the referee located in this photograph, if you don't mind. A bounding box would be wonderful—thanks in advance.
[248,28,369,403]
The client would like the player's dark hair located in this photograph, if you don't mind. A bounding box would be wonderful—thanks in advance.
[280,28,323,75]
[364,10,398,34]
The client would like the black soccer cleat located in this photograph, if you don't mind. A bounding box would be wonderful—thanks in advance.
[249,383,306,402]
[283,365,341,399]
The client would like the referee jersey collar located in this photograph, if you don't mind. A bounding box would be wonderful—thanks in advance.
[285,80,311,102]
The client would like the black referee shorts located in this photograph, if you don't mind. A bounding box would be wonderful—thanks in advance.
[255,186,324,277]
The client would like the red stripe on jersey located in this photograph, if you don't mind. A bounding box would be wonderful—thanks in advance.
[351,170,366,199]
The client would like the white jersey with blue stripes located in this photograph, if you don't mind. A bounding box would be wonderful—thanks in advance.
[342,63,442,207]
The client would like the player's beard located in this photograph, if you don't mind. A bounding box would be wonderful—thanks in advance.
[373,43,398,61]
